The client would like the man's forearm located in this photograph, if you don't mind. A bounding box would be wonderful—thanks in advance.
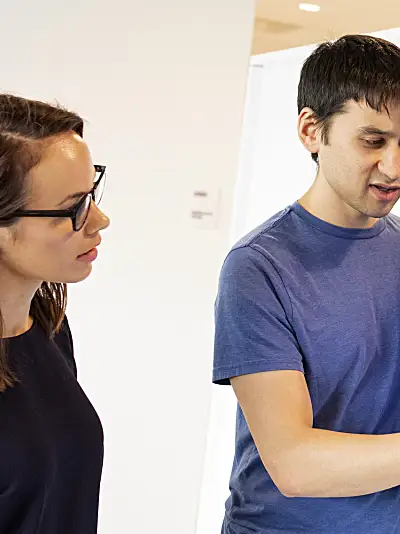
[280,429,400,498]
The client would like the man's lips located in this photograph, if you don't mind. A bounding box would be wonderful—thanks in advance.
[370,183,400,190]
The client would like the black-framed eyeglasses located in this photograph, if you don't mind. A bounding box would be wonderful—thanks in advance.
[10,164,106,232]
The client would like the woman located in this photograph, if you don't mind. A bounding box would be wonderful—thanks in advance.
[0,94,110,533]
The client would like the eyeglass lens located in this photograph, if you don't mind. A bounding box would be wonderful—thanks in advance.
[94,174,105,205]
[75,170,106,231]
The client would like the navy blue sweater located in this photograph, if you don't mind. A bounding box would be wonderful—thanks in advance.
[0,318,103,533]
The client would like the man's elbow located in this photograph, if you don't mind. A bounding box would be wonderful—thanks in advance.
[278,478,306,498]
[268,457,312,498]
[274,472,305,498]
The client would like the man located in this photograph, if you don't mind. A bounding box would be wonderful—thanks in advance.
[213,34,400,533]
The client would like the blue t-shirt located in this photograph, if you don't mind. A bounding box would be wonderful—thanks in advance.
[213,202,400,534]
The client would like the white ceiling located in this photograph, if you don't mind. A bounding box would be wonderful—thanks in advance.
[252,0,400,55]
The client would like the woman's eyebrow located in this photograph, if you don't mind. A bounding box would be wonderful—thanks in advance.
[56,170,97,207]
[56,190,88,207]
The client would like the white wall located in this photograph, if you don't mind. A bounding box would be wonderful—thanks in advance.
[0,1,255,533]
[197,26,400,534]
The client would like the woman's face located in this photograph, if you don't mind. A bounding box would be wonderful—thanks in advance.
[0,133,110,284]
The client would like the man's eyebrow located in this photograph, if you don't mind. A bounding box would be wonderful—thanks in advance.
[358,126,397,138]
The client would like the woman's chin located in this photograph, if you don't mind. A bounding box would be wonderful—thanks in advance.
[54,264,93,284]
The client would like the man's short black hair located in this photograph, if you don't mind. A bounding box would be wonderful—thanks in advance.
[298,35,400,163]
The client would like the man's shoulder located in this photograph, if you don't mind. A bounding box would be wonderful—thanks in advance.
[218,205,300,284]
[233,205,295,251]
[386,212,400,232]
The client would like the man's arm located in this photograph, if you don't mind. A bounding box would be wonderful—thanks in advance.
[232,370,400,498]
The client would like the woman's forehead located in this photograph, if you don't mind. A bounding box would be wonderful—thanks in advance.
[28,134,94,208]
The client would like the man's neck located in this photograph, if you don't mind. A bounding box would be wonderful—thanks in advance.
[298,174,379,229]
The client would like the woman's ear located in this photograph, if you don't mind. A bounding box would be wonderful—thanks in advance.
[298,107,321,158]
[0,225,18,248]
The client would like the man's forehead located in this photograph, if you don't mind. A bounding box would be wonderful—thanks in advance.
[342,100,400,128]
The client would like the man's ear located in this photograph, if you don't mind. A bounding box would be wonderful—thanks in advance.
[298,107,321,158]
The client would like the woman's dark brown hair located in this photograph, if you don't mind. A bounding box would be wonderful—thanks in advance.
[0,94,84,392]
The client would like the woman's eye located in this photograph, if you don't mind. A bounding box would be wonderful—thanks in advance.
[51,217,66,227]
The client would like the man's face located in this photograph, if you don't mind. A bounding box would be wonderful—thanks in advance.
[307,100,400,227]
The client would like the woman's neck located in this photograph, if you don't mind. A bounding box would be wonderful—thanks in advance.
[0,272,40,338]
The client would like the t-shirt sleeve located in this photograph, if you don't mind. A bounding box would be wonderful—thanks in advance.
[55,315,78,378]
[213,245,304,385]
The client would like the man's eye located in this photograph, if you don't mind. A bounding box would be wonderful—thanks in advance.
[364,138,385,148]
